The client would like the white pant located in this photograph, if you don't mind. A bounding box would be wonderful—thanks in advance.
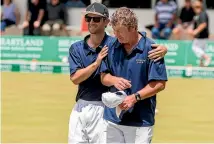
[192,39,207,58]
[102,120,153,143]
[68,99,105,144]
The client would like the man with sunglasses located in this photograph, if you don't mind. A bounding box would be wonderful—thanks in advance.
[68,2,168,144]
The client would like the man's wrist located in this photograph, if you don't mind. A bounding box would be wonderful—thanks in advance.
[131,94,137,103]
[134,92,141,102]
[93,61,100,68]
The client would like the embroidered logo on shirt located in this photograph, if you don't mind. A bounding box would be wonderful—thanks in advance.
[136,59,146,64]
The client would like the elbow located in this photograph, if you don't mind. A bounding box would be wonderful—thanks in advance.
[100,73,111,87]
[101,77,107,86]
[158,81,166,91]
[100,73,107,86]
[70,76,80,85]
[101,80,108,87]
[72,81,79,85]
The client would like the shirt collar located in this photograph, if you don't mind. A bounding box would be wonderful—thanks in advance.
[83,33,108,56]
[135,32,146,52]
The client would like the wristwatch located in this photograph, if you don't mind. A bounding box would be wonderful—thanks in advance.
[134,93,141,101]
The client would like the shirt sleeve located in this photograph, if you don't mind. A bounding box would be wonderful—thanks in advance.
[148,58,168,82]
[68,45,83,75]
[145,38,167,82]
[199,12,208,24]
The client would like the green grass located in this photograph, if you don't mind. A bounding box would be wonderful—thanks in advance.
[1,72,214,143]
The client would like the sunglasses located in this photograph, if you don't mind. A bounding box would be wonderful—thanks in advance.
[85,16,105,23]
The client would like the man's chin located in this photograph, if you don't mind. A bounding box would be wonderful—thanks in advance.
[118,39,125,44]
[89,30,98,34]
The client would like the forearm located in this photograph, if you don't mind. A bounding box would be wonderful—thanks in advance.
[25,11,30,21]
[15,8,20,24]
[137,81,166,100]
[37,9,44,22]
[70,61,99,85]
[194,23,207,36]
[101,73,118,87]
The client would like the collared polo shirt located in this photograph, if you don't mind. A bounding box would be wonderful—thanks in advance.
[68,33,115,101]
[103,32,168,126]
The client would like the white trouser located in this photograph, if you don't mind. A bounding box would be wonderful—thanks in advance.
[192,39,207,58]
[68,99,105,144]
[102,120,153,143]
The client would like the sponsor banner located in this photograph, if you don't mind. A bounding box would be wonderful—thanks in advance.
[1,36,214,67]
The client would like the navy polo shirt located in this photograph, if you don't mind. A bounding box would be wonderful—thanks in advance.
[68,33,115,102]
[103,32,168,127]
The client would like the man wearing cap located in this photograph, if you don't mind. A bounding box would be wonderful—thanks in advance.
[68,3,168,144]
[100,7,168,143]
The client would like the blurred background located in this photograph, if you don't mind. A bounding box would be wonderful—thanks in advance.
[1,0,214,143]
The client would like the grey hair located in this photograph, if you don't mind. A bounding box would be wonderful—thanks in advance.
[111,7,138,29]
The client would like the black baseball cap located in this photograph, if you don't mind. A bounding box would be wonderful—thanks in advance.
[83,2,109,18]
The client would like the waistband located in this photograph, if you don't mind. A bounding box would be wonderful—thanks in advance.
[74,99,104,112]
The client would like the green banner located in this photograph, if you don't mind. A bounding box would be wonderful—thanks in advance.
[157,40,214,67]
[1,36,214,67]
[187,41,214,66]
[0,36,81,62]
[156,40,189,66]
